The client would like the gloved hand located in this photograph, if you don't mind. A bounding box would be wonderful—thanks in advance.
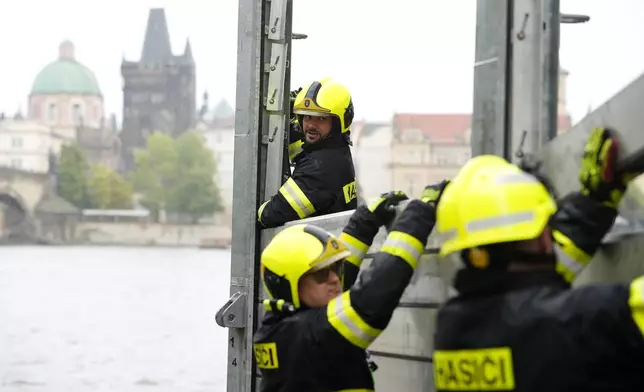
[367,191,409,227]
[579,127,637,208]
[420,180,450,206]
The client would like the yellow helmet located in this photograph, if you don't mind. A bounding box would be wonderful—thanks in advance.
[436,155,557,258]
[293,78,354,133]
[261,224,351,308]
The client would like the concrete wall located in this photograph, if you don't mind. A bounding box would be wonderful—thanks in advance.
[75,221,232,247]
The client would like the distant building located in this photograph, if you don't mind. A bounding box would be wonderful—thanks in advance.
[350,121,393,201]
[0,116,54,173]
[197,93,235,223]
[389,68,573,197]
[120,8,197,171]
[27,40,121,170]
[391,113,471,197]
[557,67,572,133]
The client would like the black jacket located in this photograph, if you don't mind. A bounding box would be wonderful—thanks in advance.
[254,200,436,391]
[258,132,357,228]
[433,192,644,391]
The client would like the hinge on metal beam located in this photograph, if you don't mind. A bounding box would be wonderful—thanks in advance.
[215,291,247,328]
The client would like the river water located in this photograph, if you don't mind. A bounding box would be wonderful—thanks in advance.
[0,246,231,392]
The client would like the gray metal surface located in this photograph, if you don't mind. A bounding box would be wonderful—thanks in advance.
[224,0,265,391]
[540,0,560,142]
[511,0,544,158]
[372,356,434,392]
[536,70,644,285]
[263,0,292,197]
[471,0,512,159]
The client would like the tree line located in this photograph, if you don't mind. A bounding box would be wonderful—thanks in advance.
[57,130,224,223]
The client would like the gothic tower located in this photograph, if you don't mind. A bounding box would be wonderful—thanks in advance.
[120,8,196,171]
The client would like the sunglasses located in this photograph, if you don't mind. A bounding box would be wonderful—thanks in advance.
[306,261,345,284]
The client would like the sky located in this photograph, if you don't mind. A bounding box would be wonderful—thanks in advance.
[1,0,644,125]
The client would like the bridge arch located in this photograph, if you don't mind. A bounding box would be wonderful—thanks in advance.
[0,187,29,229]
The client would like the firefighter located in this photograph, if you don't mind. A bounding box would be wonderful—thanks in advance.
[253,182,448,391]
[257,78,358,228]
[432,127,644,391]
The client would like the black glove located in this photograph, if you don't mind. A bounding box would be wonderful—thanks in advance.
[367,191,409,227]
[579,127,637,208]
[420,180,450,206]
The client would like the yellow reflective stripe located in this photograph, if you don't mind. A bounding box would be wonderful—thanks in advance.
[278,177,315,219]
[495,172,540,185]
[289,140,304,161]
[467,211,536,232]
[628,276,644,338]
[380,231,423,269]
[327,291,381,349]
[257,200,269,222]
[552,230,591,283]
[339,232,369,267]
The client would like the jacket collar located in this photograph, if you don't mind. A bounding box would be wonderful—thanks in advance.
[453,268,570,298]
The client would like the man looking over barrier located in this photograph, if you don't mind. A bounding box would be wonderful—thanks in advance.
[257,78,358,228]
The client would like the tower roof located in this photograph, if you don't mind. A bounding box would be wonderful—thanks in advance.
[141,8,173,63]
[31,41,102,96]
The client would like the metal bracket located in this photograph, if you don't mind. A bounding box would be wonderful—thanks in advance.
[215,291,247,328]
[560,13,590,24]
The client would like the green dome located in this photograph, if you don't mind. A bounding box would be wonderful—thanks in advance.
[30,41,102,96]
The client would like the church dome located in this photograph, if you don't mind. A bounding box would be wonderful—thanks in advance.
[30,41,102,96]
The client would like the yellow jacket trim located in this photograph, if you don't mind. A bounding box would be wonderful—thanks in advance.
[339,232,369,267]
[288,140,304,161]
[552,229,591,283]
[380,231,424,269]
[257,200,269,223]
[278,177,316,219]
[628,275,644,337]
[327,291,382,349]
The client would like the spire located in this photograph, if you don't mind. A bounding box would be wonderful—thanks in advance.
[13,107,24,120]
[183,39,193,62]
[141,8,173,63]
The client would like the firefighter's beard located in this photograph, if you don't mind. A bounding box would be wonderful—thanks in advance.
[304,127,324,144]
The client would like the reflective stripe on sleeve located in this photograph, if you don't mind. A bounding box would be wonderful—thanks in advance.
[552,230,591,283]
[339,232,369,267]
[327,291,382,349]
[288,140,304,161]
[628,276,644,338]
[257,200,269,223]
[278,177,315,219]
[380,231,423,269]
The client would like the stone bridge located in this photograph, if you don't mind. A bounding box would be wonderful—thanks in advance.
[0,167,49,225]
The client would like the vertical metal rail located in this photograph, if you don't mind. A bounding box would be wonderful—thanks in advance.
[470,0,514,159]
[472,0,583,160]
[216,1,293,391]
[215,0,265,391]
[541,0,560,143]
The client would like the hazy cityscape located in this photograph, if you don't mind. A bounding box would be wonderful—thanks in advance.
[2,1,644,391]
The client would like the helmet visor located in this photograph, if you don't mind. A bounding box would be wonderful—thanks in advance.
[305,260,345,283]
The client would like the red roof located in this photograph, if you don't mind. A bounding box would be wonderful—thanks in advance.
[393,113,471,143]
